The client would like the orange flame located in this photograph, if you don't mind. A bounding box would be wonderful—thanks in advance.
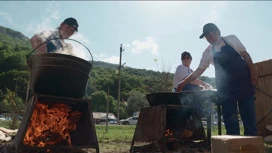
[165,129,176,141]
[23,100,82,147]
[165,129,173,137]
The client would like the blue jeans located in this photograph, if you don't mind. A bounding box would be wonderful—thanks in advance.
[222,95,257,136]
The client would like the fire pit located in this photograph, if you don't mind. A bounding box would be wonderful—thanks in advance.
[12,94,99,153]
[130,90,219,153]
[11,39,99,153]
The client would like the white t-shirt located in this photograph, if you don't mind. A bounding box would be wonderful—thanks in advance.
[173,64,193,89]
[198,35,246,69]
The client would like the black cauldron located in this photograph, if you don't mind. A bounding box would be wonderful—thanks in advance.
[27,38,93,98]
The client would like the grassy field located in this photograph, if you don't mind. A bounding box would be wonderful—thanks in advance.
[1,120,272,152]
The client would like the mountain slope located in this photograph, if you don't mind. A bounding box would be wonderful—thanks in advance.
[0,25,31,48]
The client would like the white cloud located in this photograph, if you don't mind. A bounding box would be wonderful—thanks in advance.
[131,37,159,56]
[92,53,119,64]
[102,56,119,64]
[93,53,107,60]
[0,12,14,26]
[123,44,131,48]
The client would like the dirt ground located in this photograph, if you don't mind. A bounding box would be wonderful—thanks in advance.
[83,141,211,153]
[0,141,211,153]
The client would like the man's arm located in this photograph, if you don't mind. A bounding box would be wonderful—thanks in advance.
[240,50,258,86]
[191,78,213,89]
[176,68,206,92]
[30,34,47,54]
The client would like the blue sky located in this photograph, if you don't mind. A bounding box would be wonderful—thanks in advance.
[0,1,272,78]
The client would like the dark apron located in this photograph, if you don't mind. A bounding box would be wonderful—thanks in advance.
[213,38,254,100]
[45,33,63,53]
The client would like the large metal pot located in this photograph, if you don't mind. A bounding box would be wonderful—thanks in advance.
[27,38,93,98]
[146,90,217,106]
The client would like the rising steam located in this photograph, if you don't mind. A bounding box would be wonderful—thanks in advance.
[36,30,92,62]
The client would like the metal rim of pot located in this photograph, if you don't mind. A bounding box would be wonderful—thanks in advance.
[27,38,93,67]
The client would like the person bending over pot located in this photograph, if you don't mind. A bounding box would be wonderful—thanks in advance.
[176,23,258,136]
[30,17,78,54]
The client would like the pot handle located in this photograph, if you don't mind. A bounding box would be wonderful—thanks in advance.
[27,38,93,66]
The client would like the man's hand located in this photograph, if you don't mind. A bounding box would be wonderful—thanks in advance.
[176,81,186,92]
[30,35,47,54]
[202,83,214,90]
[176,68,206,92]
[37,43,47,54]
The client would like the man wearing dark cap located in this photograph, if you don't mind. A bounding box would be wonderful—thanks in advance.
[176,23,258,136]
[172,51,212,92]
[30,17,79,53]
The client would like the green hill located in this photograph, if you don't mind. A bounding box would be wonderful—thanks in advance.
[0,25,31,48]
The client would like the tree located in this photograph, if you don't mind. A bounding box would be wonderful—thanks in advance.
[151,59,174,92]
[126,90,149,116]
[0,88,25,114]
[90,91,116,114]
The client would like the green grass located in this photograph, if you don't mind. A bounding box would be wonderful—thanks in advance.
[0,120,12,128]
[0,119,21,130]
[208,125,243,135]
[95,125,135,143]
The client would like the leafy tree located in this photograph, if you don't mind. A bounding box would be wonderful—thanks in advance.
[90,91,116,114]
[0,88,25,114]
[126,90,149,116]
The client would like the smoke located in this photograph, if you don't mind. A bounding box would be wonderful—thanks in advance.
[54,42,75,56]
[35,31,92,62]
[36,30,52,42]
[66,40,92,61]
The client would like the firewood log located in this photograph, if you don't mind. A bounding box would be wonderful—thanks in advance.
[0,127,17,134]
[0,130,11,142]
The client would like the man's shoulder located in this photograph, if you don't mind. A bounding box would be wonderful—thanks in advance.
[203,45,212,54]
[176,64,186,70]
[223,35,239,42]
[36,30,56,39]
[177,64,186,68]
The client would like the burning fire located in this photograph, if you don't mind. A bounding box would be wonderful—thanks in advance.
[165,128,193,140]
[23,100,82,147]
[165,129,175,140]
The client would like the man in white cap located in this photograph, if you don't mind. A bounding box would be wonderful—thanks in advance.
[176,23,258,136]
